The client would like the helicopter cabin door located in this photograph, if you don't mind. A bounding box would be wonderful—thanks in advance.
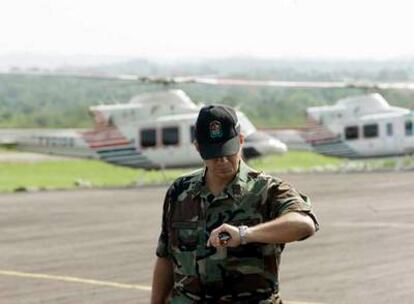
[382,121,399,155]
[403,116,414,154]
[138,123,191,168]
[359,123,381,156]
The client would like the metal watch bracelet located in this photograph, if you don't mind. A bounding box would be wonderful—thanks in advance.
[238,225,249,245]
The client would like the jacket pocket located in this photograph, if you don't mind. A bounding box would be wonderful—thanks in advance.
[172,221,199,251]
[171,221,199,276]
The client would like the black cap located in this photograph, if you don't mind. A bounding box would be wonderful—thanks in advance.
[195,104,241,160]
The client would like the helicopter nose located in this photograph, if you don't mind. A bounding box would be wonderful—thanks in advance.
[268,137,288,154]
[243,131,287,159]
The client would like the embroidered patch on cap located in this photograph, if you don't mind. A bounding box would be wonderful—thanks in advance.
[209,120,223,139]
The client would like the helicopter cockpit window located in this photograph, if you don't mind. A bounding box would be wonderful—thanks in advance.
[141,129,156,147]
[363,124,378,138]
[345,126,359,140]
[162,127,179,146]
[405,120,413,136]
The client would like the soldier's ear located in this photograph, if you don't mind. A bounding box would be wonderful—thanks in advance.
[194,141,200,152]
[239,133,245,145]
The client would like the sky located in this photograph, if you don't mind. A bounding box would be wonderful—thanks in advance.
[1,0,414,60]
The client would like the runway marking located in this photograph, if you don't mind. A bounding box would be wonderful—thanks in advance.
[0,270,323,304]
[0,270,151,291]
[328,221,414,229]
[287,302,323,304]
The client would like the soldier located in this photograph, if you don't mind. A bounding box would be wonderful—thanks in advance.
[151,105,319,304]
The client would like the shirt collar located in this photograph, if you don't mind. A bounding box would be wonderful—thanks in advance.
[225,160,251,201]
[190,160,253,202]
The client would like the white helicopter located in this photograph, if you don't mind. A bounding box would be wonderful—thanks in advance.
[9,89,287,169]
[303,93,414,158]
[3,72,414,162]
[176,77,414,159]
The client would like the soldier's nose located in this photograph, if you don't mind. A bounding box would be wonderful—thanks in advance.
[216,156,228,163]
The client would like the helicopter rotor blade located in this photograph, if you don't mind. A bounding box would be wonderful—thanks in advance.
[189,77,414,90]
[4,71,414,90]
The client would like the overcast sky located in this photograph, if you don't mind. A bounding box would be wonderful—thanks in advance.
[1,0,414,60]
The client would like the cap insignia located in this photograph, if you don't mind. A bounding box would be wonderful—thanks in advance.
[209,120,223,139]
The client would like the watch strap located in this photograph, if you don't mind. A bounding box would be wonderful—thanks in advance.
[238,225,248,245]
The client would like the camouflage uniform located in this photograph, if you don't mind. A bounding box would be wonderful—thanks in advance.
[156,161,319,303]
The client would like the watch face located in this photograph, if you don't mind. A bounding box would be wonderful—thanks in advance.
[219,232,231,246]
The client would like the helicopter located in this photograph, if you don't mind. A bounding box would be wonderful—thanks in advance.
[302,93,414,158]
[3,71,414,162]
[6,89,287,169]
[158,76,414,159]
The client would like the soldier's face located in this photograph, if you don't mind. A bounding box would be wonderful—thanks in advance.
[200,134,244,179]
[204,152,241,179]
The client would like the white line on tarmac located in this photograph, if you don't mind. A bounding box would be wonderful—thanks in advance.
[0,270,151,291]
[287,302,323,304]
[328,221,414,229]
[0,269,322,304]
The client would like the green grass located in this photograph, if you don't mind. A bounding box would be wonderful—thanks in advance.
[0,145,16,152]
[248,151,344,172]
[0,159,187,192]
[0,150,345,192]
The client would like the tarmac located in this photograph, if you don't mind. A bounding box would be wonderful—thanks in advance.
[1,171,414,304]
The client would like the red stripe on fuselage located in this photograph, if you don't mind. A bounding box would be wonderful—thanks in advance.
[80,127,130,149]
[90,141,131,148]
[301,117,339,144]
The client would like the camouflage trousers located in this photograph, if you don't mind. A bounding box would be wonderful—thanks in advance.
[258,293,284,304]
[170,293,283,304]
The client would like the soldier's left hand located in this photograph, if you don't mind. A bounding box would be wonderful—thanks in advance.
[207,223,240,248]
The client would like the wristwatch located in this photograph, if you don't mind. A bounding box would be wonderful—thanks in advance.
[238,225,249,245]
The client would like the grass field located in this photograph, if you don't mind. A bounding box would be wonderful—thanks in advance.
[0,160,189,192]
[249,151,343,172]
[0,151,347,192]
[0,146,15,152]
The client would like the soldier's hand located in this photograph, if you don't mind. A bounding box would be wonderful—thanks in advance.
[207,223,240,248]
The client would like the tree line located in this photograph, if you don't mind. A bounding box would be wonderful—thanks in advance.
[1,58,414,129]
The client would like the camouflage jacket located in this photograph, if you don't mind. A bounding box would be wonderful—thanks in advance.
[156,161,319,303]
